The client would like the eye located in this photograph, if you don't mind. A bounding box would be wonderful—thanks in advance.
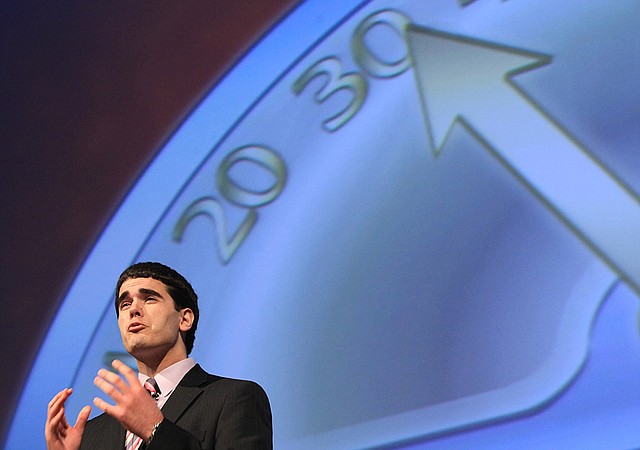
[119,301,131,310]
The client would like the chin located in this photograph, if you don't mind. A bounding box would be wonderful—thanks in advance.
[124,339,146,353]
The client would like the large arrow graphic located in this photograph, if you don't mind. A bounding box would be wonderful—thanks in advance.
[407,25,640,295]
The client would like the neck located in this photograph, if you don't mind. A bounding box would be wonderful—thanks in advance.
[134,346,188,377]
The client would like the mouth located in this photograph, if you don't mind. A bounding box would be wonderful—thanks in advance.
[128,322,146,333]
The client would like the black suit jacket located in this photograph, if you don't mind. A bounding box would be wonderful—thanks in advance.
[79,364,272,450]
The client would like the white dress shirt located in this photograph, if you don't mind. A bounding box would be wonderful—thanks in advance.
[138,357,197,409]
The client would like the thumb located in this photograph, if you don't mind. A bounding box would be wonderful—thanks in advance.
[74,406,91,431]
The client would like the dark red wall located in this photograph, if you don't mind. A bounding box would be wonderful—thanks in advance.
[0,1,297,444]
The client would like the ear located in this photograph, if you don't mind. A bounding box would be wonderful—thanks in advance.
[179,308,194,332]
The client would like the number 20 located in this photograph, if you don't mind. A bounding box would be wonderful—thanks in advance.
[173,145,287,264]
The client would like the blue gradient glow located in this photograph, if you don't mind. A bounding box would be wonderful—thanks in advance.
[7,1,640,449]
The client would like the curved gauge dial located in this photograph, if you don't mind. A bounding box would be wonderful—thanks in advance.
[8,1,640,449]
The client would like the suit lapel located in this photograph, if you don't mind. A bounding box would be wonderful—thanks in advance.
[160,364,208,423]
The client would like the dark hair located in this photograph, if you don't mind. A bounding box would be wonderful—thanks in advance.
[115,261,199,355]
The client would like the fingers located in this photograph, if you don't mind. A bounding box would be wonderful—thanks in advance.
[74,405,92,432]
[46,400,66,436]
[93,367,122,414]
[94,371,123,394]
[55,407,69,438]
[111,359,138,384]
[93,360,142,416]
[45,388,90,448]
[46,388,71,435]
[94,360,138,398]
[92,395,112,414]
[47,388,72,415]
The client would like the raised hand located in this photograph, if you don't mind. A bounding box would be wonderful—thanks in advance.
[45,388,91,450]
[93,359,163,439]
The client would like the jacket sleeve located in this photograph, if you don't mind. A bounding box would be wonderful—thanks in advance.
[146,380,272,450]
[214,380,273,450]
[145,418,201,450]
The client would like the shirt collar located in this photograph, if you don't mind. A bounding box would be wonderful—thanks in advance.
[138,357,196,401]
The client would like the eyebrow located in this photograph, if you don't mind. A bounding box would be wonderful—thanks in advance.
[117,288,164,304]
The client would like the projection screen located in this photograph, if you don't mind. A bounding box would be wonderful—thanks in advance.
[7,0,640,448]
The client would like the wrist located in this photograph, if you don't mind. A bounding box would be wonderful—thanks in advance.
[143,419,162,446]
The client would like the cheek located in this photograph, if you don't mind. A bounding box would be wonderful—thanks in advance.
[153,312,177,330]
[117,316,129,334]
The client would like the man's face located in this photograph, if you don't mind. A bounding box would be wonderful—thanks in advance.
[117,277,192,360]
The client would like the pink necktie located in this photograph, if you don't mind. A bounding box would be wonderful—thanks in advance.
[144,378,160,400]
[125,378,161,450]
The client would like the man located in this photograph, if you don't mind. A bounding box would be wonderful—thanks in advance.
[45,261,272,449]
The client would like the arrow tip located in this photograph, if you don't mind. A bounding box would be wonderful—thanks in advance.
[406,26,550,155]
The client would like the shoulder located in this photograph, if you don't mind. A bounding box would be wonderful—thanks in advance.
[167,366,271,440]
[197,374,273,445]
[183,365,268,394]
[184,366,271,409]
[203,373,269,402]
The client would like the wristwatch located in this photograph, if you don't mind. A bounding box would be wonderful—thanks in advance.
[142,421,162,448]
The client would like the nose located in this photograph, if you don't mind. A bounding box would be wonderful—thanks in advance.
[128,299,143,317]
